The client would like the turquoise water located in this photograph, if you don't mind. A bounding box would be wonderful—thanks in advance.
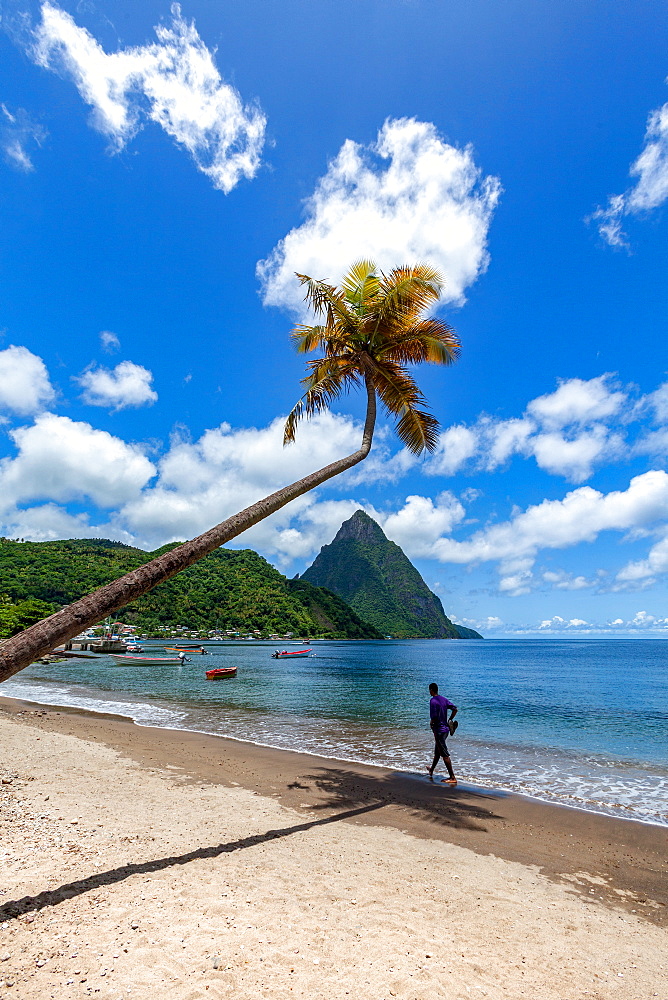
[3,638,667,826]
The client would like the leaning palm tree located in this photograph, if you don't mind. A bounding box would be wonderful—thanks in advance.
[0,261,459,682]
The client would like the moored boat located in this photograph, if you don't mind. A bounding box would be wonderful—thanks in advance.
[109,654,183,665]
[164,646,208,654]
[164,644,206,650]
[205,667,238,679]
[271,649,312,659]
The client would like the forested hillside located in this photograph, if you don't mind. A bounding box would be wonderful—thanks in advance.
[0,538,382,640]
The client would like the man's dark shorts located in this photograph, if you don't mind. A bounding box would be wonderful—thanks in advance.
[434,731,450,758]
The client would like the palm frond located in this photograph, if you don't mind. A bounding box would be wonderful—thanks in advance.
[365,356,440,454]
[283,400,305,446]
[290,324,327,354]
[340,260,381,310]
[301,355,361,393]
[283,357,361,445]
[295,274,354,332]
[377,264,443,325]
[365,357,425,416]
[395,406,441,453]
[379,319,461,365]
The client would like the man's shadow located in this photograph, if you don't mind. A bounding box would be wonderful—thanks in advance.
[294,765,503,832]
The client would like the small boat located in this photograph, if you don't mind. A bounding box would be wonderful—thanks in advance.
[205,667,238,680]
[271,648,312,659]
[109,654,183,665]
[164,646,208,654]
[164,644,205,650]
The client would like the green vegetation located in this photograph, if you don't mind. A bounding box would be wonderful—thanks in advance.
[0,538,382,640]
[301,510,482,639]
[0,595,58,640]
[451,623,483,639]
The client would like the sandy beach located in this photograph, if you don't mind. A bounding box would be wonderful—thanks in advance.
[0,697,666,1000]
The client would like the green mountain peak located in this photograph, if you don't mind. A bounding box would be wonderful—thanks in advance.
[301,511,482,639]
[334,509,387,544]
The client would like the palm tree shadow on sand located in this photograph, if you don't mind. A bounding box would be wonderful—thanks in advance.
[1,766,505,922]
[0,801,384,922]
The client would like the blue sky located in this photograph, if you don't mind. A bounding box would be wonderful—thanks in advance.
[1,0,668,635]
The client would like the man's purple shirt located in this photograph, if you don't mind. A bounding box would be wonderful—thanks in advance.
[430,694,455,735]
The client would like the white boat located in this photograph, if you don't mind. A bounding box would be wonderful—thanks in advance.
[109,653,183,665]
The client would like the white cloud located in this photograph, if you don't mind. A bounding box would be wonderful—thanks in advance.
[529,427,624,483]
[458,615,503,632]
[634,380,668,456]
[427,425,478,476]
[110,412,461,559]
[257,117,500,315]
[482,417,533,470]
[539,616,564,630]
[419,470,668,594]
[0,413,156,509]
[489,612,668,635]
[0,503,132,544]
[590,90,668,246]
[5,374,668,596]
[260,491,466,568]
[0,345,55,415]
[634,427,668,457]
[526,375,625,429]
[32,1,266,193]
[542,569,595,590]
[0,103,47,171]
[100,330,120,352]
[380,493,466,558]
[76,360,158,410]
[646,380,668,423]
[268,499,367,564]
[536,616,588,630]
[344,434,417,487]
[498,566,533,596]
[615,532,668,587]
[426,374,628,483]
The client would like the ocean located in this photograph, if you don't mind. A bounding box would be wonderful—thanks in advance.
[3,638,667,827]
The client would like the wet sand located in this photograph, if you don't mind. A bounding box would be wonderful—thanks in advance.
[0,695,666,998]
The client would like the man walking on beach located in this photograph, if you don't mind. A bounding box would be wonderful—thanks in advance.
[427,682,458,785]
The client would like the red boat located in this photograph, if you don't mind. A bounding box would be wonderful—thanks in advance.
[205,666,238,680]
[271,648,312,659]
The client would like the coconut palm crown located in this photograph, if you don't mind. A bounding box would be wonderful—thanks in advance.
[284,260,460,454]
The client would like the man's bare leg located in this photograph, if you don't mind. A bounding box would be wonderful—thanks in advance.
[441,753,457,785]
[427,743,441,781]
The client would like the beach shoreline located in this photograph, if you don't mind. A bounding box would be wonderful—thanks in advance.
[1,694,665,926]
[3,677,666,828]
[1,694,667,998]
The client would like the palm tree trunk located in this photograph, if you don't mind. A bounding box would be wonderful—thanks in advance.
[0,383,377,682]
